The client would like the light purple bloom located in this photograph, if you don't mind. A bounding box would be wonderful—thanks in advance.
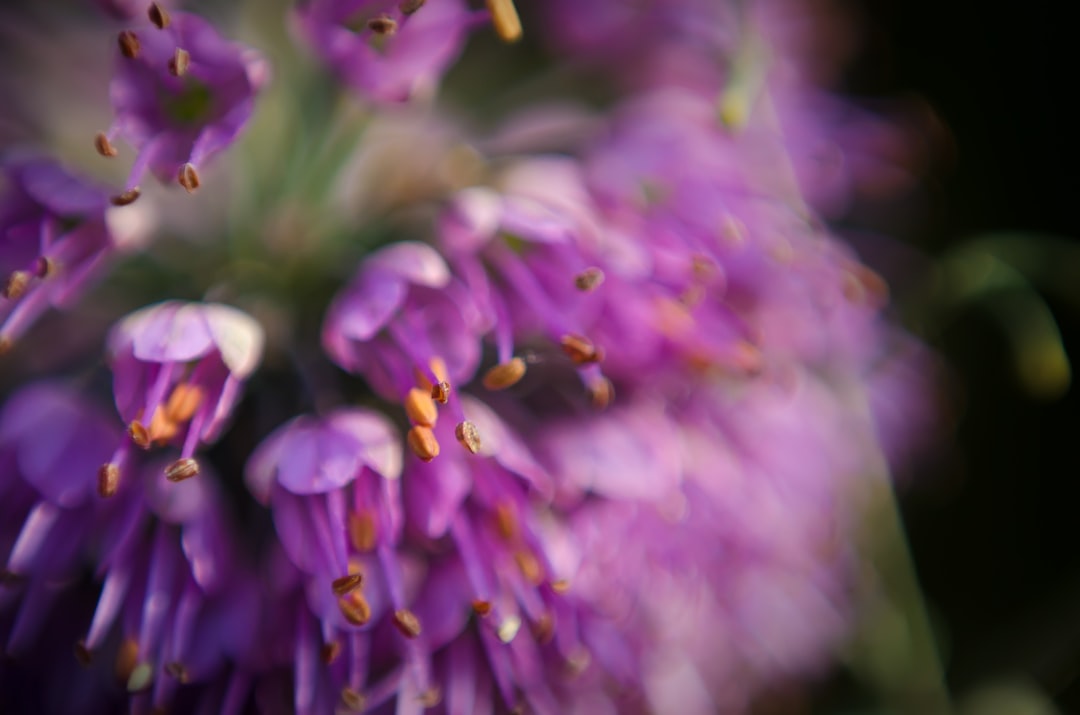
[293,0,481,103]
[323,240,483,402]
[0,382,119,654]
[105,300,264,481]
[99,6,268,193]
[1,156,114,352]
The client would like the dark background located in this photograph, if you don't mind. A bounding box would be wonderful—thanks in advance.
[858,0,1080,708]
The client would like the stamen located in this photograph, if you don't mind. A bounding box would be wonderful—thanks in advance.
[486,0,522,43]
[406,425,439,462]
[321,640,342,664]
[514,550,544,585]
[348,511,377,552]
[430,380,451,404]
[551,578,570,594]
[482,357,526,390]
[367,15,398,35]
[574,267,605,292]
[341,687,366,712]
[0,337,12,355]
[164,383,203,423]
[338,591,372,626]
[118,31,141,59]
[95,132,118,158]
[148,407,178,444]
[493,503,517,540]
[3,271,29,300]
[116,638,139,682]
[33,257,54,278]
[560,333,602,364]
[128,420,151,449]
[332,573,363,597]
[127,662,153,692]
[472,599,492,616]
[497,614,521,643]
[168,48,191,77]
[418,687,441,707]
[587,377,614,410]
[164,457,199,482]
[392,609,422,639]
[111,188,141,206]
[399,0,426,13]
[178,163,200,193]
[74,640,93,665]
[404,387,438,427]
[164,661,190,683]
[531,613,554,643]
[454,421,481,454]
[148,2,171,29]
[98,463,120,497]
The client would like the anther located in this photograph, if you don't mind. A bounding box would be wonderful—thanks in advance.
[118,31,141,59]
[367,15,398,35]
[531,613,555,643]
[148,407,178,444]
[164,383,203,423]
[348,511,377,552]
[127,662,153,692]
[164,662,189,683]
[338,591,372,626]
[514,549,544,585]
[493,503,517,540]
[392,609,422,639]
[0,569,22,586]
[116,638,139,682]
[486,0,522,43]
[454,421,481,454]
[95,132,118,158]
[341,688,366,712]
[331,573,363,596]
[587,377,614,410]
[321,641,341,664]
[74,640,93,666]
[418,687,442,708]
[407,425,439,462]
[472,599,492,616]
[178,163,200,193]
[560,333,602,364]
[168,48,191,77]
[430,380,451,404]
[497,614,522,643]
[2,271,29,300]
[98,463,120,497]
[482,357,526,390]
[551,578,570,594]
[399,0,426,13]
[111,188,141,206]
[0,337,12,356]
[574,267,605,292]
[164,457,199,482]
[33,256,55,278]
[128,420,151,449]
[405,387,438,427]
[148,2,170,29]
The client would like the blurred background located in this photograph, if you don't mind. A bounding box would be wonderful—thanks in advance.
[827,0,1080,712]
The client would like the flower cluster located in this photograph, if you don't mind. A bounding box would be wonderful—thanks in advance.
[1,1,932,714]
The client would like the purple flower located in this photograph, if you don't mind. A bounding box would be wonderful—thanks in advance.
[245,403,625,713]
[1,157,114,352]
[105,300,264,481]
[76,459,258,713]
[0,382,119,654]
[293,0,483,103]
[97,4,269,194]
